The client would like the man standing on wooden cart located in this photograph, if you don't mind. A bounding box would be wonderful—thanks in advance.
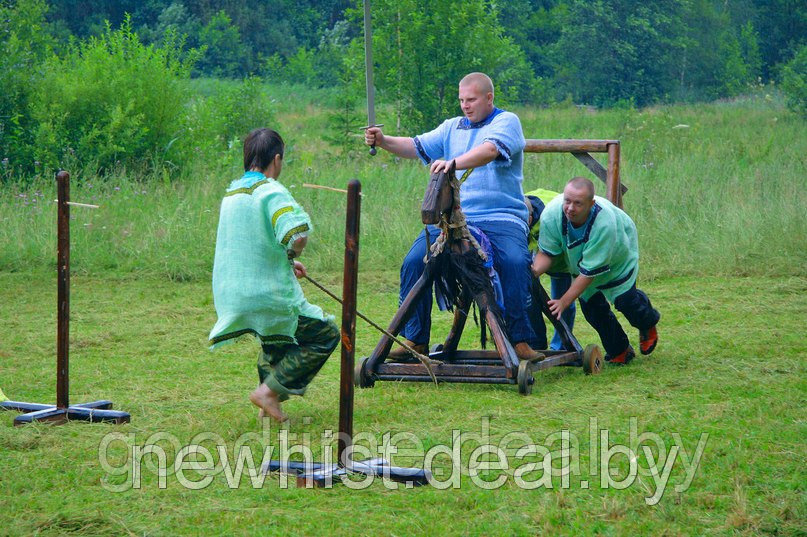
[531,177,660,364]
[364,72,542,361]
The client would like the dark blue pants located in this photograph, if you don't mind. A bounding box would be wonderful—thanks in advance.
[579,284,660,357]
[528,273,577,350]
[399,221,538,347]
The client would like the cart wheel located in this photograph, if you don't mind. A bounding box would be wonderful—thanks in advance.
[517,360,534,395]
[355,357,370,388]
[582,344,603,375]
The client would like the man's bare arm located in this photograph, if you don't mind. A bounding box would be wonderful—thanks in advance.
[531,251,554,277]
[364,127,418,159]
[548,275,592,319]
[430,141,498,174]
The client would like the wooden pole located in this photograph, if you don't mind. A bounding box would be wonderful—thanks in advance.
[338,180,361,466]
[524,139,618,153]
[56,171,70,409]
[606,142,622,208]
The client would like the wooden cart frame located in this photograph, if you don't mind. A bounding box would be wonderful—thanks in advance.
[355,139,625,394]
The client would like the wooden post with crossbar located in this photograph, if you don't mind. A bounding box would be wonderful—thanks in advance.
[0,171,131,425]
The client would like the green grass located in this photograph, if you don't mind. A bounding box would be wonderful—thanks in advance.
[0,90,805,535]
[1,95,805,280]
[0,273,804,535]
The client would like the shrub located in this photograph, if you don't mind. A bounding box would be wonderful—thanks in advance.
[0,0,53,178]
[32,16,198,173]
[781,45,807,117]
[177,77,275,169]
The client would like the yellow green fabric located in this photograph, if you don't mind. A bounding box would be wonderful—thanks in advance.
[525,188,569,274]
[525,188,561,250]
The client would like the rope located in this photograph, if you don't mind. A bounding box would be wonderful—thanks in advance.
[427,168,487,262]
[302,274,440,384]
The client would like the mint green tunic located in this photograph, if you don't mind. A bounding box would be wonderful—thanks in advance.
[538,195,639,302]
[208,172,327,349]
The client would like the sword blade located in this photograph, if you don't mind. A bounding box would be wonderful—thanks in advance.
[363,0,376,128]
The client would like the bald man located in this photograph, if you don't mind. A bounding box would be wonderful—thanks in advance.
[531,177,660,364]
[365,72,541,360]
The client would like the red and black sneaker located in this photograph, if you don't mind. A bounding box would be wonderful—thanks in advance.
[639,326,658,355]
[605,346,635,365]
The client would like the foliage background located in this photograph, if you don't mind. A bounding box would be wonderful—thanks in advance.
[1,0,806,177]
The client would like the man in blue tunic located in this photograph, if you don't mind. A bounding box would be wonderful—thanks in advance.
[364,72,541,360]
[531,177,660,364]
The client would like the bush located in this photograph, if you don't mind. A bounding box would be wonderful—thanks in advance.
[781,45,807,117]
[0,0,53,178]
[31,16,198,173]
[177,77,275,169]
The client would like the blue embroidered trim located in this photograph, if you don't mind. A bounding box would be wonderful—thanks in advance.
[456,107,504,130]
[487,137,512,161]
[413,137,431,163]
[596,267,635,290]
[579,263,610,277]
[566,204,601,249]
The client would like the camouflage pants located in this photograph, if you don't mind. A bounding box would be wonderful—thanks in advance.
[258,316,340,400]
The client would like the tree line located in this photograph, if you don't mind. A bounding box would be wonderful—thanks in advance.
[1,0,804,178]
[42,0,805,106]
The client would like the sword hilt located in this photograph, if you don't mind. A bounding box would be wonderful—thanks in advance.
[361,124,383,157]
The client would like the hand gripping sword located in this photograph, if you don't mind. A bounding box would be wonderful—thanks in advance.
[361,0,382,155]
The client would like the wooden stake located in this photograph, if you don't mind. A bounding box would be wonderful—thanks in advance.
[53,200,100,209]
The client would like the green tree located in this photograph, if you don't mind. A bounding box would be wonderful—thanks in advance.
[139,2,202,51]
[0,0,53,177]
[325,54,364,156]
[552,0,686,107]
[751,0,807,79]
[498,0,567,80]
[781,45,807,116]
[675,1,761,100]
[32,17,198,171]
[349,0,535,133]
[196,10,247,77]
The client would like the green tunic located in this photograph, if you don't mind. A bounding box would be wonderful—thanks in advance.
[538,195,638,302]
[208,172,327,349]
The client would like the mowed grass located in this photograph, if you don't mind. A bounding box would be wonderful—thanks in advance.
[0,90,805,534]
[0,272,804,536]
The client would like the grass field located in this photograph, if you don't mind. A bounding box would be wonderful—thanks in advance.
[0,272,804,535]
[0,91,805,535]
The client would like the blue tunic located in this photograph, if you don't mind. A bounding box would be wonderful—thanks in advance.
[413,108,528,230]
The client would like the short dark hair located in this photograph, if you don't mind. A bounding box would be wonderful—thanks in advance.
[243,128,284,172]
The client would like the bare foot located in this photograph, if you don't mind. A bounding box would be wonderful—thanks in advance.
[250,384,288,422]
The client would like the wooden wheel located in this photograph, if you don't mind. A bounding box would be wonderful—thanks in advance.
[355,357,371,387]
[517,360,534,395]
[582,344,603,375]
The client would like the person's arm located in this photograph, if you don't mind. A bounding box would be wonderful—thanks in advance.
[287,236,308,279]
[531,251,554,277]
[288,235,307,258]
[364,127,418,159]
[429,141,498,174]
[547,275,592,319]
